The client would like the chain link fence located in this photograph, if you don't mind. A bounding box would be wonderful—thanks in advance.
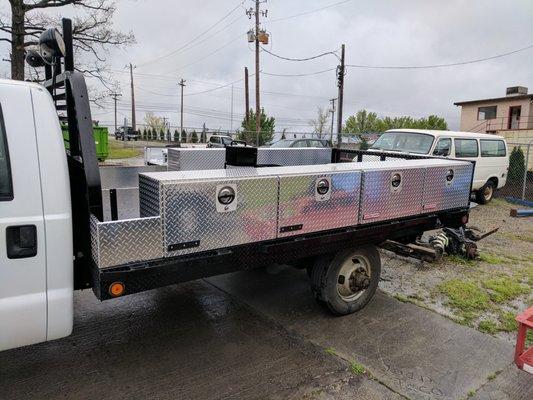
[494,142,533,202]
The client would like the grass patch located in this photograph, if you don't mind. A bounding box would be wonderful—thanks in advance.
[482,277,530,303]
[107,141,142,159]
[478,320,497,334]
[498,311,518,332]
[325,347,337,356]
[350,362,366,375]
[479,253,508,265]
[439,280,490,312]
[446,255,476,267]
[467,389,476,397]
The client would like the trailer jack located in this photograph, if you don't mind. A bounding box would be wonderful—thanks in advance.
[381,226,499,262]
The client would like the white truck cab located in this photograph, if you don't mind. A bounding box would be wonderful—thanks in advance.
[370,129,509,204]
[0,79,73,351]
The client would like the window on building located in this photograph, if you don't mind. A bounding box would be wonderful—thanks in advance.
[0,105,13,200]
[480,140,506,157]
[477,106,497,120]
[455,139,479,158]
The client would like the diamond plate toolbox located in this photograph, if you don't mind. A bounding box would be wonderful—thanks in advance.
[167,148,225,171]
[360,160,427,224]
[140,170,278,256]
[277,164,361,237]
[257,148,332,166]
[166,148,332,171]
[90,214,163,269]
[421,159,473,212]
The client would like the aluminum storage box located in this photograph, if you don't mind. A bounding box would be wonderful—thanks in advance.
[90,214,163,269]
[257,148,332,166]
[167,148,225,171]
[359,160,427,224]
[166,148,332,171]
[140,169,278,256]
[275,164,361,237]
[421,159,473,212]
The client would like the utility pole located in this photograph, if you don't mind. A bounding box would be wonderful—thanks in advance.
[329,98,336,142]
[230,84,234,133]
[336,44,345,148]
[109,92,122,135]
[127,63,136,135]
[244,66,250,125]
[178,78,186,138]
[247,1,268,144]
[162,117,169,141]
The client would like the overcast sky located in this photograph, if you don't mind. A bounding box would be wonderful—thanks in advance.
[2,0,533,133]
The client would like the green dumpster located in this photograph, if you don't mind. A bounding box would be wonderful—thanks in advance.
[61,124,109,161]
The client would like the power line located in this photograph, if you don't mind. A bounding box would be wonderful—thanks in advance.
[261,68,336,77]
[137,0,245,68]
[346,43,533,70]
[261,46,340,62]
[156,33,244,75]
[270,0,353,22]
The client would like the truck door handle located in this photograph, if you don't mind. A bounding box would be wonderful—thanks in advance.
[6,225,37,259]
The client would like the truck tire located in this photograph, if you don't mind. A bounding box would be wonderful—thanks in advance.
[310,246,381,316]
[475,180,494,204]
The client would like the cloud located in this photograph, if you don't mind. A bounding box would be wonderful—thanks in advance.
[2,0,533,132]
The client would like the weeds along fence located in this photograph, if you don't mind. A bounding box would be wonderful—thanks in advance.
[495,142,533,202]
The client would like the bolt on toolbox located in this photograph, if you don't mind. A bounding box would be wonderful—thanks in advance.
[89,158,473,269]
[359,158,473,223]
[167,147,332,171]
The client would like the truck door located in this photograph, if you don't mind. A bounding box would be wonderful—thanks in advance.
[0,84,47,351]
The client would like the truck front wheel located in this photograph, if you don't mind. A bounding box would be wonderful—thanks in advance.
[310,246,381,316]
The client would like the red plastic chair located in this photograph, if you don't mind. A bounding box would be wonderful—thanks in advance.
[515,307,533,374]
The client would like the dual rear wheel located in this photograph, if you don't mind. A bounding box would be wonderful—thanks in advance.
[310,246,381,316]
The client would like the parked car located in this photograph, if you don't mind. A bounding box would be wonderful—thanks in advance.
[115,126,139,141]
[269,138,331,148]
[206,135,234,148]
[369,129,509,204]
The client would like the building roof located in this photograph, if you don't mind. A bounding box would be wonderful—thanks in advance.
[454,94,533,106]
[385,129,505,140]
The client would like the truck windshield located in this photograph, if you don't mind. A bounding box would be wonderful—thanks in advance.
[371,131,435,154]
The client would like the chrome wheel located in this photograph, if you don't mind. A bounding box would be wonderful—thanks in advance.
[484,185,493,202]
[336,255,371,302]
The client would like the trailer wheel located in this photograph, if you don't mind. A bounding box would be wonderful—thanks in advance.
[310,246,381,316]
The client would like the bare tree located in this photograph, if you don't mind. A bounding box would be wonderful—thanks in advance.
[143,112,166,133]
[1,1,134,82]
[310,106,329,138]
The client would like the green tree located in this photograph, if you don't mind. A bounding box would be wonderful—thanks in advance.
[181,130,187,143]
[191,130,198,143]
[508,147,526,183]
[344,110,448,134]
[238,108,275,146]
[174,129,179,142]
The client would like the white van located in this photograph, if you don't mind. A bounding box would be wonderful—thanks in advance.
[369,129,509,204]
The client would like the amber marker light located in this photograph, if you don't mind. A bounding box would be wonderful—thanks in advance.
[109,282,125,297]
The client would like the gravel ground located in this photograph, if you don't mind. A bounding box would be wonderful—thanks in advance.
[379,198,533,342]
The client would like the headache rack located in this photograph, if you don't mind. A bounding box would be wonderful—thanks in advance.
[44,18,103,289]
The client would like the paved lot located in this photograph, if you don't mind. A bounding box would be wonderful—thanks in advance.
[1,268,531,399]
[0,281,400,400]
[2,167,530,399]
